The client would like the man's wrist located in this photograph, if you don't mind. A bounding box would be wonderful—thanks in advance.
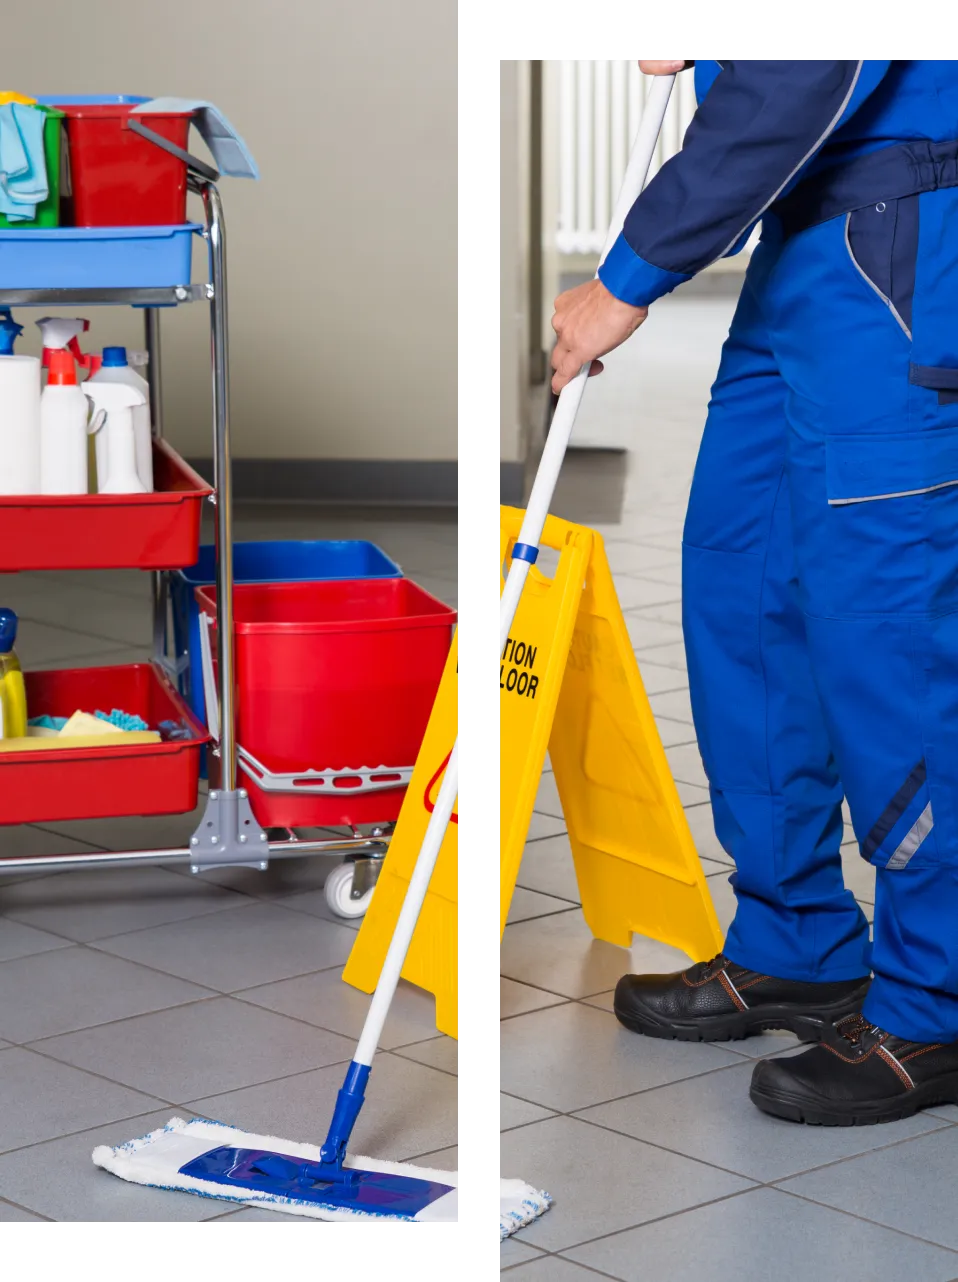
[598,233,690,308]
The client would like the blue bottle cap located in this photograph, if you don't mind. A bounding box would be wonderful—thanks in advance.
[101,346,128,367]
[0,308,23,356]
[0,608,18,654]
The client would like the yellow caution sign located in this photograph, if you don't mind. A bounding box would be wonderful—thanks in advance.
[501,506,722,962]
[342,632,458,1039]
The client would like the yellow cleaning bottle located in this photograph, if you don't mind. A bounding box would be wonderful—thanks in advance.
[0,608,27,739]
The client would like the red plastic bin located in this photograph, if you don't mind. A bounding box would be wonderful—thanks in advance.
[195,578,456,828]
[0,440,212,572]
[0,663,209,827]
[57,102,192,226]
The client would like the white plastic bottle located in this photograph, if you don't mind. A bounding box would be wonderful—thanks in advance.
[86,382,147,494]
[87,347,153,492]
[40,349,90,495]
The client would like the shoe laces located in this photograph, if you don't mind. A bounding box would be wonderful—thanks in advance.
[690,954,729,982]
[835,1012,884,1051]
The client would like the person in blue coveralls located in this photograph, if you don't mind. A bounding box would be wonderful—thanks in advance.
[551,60,958,1126]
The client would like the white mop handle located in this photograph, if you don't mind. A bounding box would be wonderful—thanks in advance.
[354,740,458,1067]
[500,72,675,652]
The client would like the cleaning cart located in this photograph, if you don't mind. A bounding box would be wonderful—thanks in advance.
[0,96,405,900]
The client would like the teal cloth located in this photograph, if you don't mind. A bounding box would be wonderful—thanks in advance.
[132,98,259,179]
[0,103,48,220]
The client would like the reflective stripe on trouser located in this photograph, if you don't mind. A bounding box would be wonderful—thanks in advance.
[684,194,958,1042]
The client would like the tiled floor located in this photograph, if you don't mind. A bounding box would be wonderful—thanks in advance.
[500,292,958,1278]
[0,502,457,1222]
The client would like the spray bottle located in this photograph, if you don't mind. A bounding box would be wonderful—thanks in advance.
[39,349,92,495]
[0,309,41,495]
[87,346,153,492]
[86,382,147,494]
[0,608,27,740]
[35,317,99,384]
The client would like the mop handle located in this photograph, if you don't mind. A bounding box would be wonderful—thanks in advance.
[353,741,458,1067]
[500,72,675,651]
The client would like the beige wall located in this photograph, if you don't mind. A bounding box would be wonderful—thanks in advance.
[5,0,456,464]
[500,60,529,466]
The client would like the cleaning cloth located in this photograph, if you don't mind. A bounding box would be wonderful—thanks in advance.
[93,1117,464,1225]
[500,1178,554,1239]
[131,99,259,178]
[0,102,48,220]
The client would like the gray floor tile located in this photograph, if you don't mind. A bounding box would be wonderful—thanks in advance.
[665,742,708,788]
[0,1047,162,1153]
[675,780,710,807]
[622,613,683,652]
[92,901,358,992]
[525,812,568,842]
[15,584,152,648]
[636,640,688,674]
[501,977,568,1019]
[653,717,697,749]
[632,599,684,629]
[0,917,71,962]
[647,686,693,723]
[602,542,679,577]
[576,1059,944,1182]
[13,616,123,666]
[31,644,152,673]
[501,907,690,1000]
[534,773,564,820]
[0,946,214,1043]
[210,1206,320,1221]
[682,802,730,864]
[705,869,736,932]
[236,970,440,1049]
[779,1126,958,1251]
[36,804,208,856]
[515,834,581,904]
[35,996,354,1102]
[500,1115,752,1253]
[0,824,101,862]
[272,887,365,930]
[501,1093,556,1131]
[172,851,354,903]
[500,1239,545,1269]
[507,887,574,924]
[0,867,250,943]
[500,1002,739,1113]
[0,1199,46,1221]
[632,661,689,697]
[564,1186,958,1282]
[0,1109,232,1221]
[506,1261,603,1280]
[395,1035,457,1075]
[186,1052,457,1166]
[612,580,681,611]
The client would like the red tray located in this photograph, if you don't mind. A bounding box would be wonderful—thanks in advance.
[0,440,212,572]
[0,663,209,827]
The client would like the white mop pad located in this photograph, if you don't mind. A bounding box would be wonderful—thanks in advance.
[499,1177,553,1239]
[92,1117,464,1225]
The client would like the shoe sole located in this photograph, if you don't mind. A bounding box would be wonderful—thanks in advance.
[613,986,869,1044]
[749,1073,958,1126]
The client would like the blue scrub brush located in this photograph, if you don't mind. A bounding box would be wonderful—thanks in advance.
[95,708,149,732]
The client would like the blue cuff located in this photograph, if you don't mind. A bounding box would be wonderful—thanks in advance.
[598,233,690,307]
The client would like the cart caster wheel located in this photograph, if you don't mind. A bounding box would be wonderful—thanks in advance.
[324,861,374,919]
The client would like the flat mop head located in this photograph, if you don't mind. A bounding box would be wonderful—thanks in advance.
[92,1117,457,1223]
[500,1178,553,1239]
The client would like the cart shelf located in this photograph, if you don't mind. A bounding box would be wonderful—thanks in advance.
[0,439,212,572]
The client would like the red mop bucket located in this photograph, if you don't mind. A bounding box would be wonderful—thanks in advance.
[57,102,192,226]
[195,578,456,828]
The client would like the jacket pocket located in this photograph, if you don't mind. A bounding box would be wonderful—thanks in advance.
[826,425,958,506]
[844,193,918,339]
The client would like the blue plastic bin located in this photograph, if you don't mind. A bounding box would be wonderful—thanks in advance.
[171,541,404,761]
[0,224,200,290]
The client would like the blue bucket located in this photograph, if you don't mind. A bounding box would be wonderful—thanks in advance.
[170,541,403,761]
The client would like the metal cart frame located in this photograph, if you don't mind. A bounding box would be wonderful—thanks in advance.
[0,177,387,885]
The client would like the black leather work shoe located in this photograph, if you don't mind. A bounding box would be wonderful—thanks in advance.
[750,1013,958,1125]
[613,954,870,1043]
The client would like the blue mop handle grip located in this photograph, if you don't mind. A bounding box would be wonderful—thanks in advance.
[319,1060,371,1165]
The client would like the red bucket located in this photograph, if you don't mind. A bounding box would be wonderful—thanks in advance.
[195,578,456,828]
[57,103,192,226]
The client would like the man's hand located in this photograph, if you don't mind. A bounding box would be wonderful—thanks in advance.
[550,279,648,394]
[639,60,693,75]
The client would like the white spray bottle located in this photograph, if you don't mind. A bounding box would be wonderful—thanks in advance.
[86,382,147,494]
[87,346,153,492]
[38,348,92,495]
